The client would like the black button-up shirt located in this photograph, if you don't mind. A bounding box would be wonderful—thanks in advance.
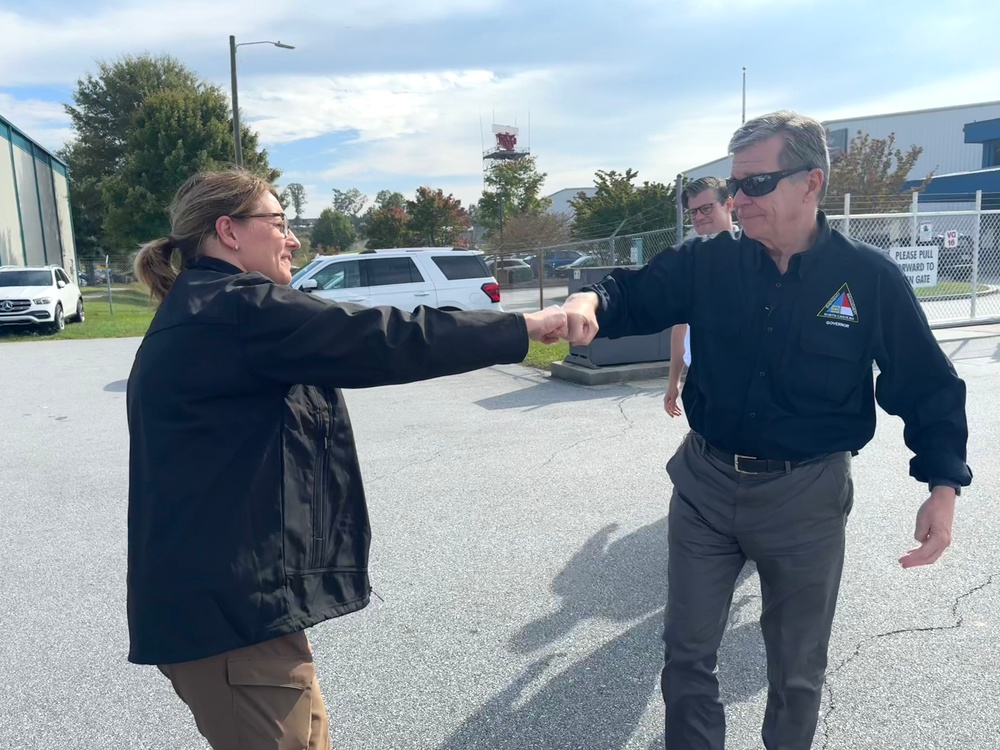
[584,212,972,487]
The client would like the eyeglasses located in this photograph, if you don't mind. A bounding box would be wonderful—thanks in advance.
[231,212,290,237]
[684,203,717,221]
[726,167,814,198]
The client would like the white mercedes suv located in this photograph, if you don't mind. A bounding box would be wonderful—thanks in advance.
[0,265,85,333]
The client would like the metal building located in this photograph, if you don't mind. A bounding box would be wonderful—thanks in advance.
[0,114,78,274]
[681,100,1000,187]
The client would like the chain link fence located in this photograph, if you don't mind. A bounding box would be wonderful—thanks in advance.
[77,255,152,312]
[524,191,1000,327]
[825,192,1000,327]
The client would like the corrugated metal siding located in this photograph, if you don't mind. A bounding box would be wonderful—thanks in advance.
[825,102,1000,180]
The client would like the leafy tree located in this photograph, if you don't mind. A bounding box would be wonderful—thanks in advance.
[332,188,367,219]
[407,186,469,246]
[281,183,307,223]
[60,53,275,255]
[360,190,406,238]
[312,208,356,252]
[477,156,550,234]
[825,131,934,211]
[373,189,406,210]
[488,211,570,254]
[59,54,199,257]
[365,206,411,249]
[569,169,676,240]
[99,87,277,251]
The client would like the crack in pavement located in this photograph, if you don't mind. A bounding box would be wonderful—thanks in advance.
[819,573,997,750]
[367,447,450,484]
[535,391,643,469]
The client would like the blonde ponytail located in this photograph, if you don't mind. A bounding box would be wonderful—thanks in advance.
[134,237,177,305]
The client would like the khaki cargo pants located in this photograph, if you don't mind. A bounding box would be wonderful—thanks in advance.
[158,631,330,750]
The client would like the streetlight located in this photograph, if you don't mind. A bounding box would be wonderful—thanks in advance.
[229,36,295,168]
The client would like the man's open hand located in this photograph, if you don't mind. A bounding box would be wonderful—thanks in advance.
[899,488,957,568]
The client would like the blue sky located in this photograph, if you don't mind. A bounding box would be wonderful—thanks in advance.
[2,0,999,217]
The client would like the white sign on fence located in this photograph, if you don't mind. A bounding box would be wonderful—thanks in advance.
[944,229,959,248]
[890,246,938,288]
[919,222,933,242]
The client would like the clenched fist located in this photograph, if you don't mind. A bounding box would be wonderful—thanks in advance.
[524,306,568,344]
[563,292,600,346]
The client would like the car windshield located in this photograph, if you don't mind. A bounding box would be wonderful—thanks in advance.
[290,259,323,285]
[0,270,51,287]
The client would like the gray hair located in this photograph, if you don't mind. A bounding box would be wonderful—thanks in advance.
[728,110,830,200]
[681,176,729,209]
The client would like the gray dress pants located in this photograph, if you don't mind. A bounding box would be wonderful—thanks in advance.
[662,432,853,750]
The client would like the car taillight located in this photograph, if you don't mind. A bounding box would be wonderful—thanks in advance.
[481,282,500,303]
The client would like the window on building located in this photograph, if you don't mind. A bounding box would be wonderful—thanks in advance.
[989,140,1000,169]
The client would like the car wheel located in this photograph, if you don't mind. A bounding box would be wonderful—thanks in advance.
[51,303,65,333]
[74,297,85,323]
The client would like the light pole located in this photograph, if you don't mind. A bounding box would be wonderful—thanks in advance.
[229,36,295,168]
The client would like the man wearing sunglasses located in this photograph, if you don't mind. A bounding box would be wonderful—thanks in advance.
[560,110,971,750]
[665,177,736,419]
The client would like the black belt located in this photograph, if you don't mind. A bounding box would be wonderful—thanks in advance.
[705,443,803,475]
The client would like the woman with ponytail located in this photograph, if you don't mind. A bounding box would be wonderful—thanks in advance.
[126,169,566,749]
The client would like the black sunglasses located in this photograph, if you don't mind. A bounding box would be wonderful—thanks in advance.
[726,166,814,198]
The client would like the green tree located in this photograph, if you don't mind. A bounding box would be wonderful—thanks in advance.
[100,87,277,251]
[360,190,406,238]
[60,53,275,255]
[407,186,469,246]
[312,208,356,252]
[373,189,406,210]
[364,206,412,249]
[332,187,367,223]
[60,54,200,257]
[825,131,934,212]
[569,169,676,240]
[477,156,550,235]
[280,183,307,224]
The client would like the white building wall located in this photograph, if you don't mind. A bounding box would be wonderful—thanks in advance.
[824,101,1000,181]
[546,187,596,218]
[0,130,24,266]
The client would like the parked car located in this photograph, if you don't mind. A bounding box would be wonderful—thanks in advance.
[552,255,601,278]
[486,257,535,283]
[289,247,502,311]
[0,265,85,333]
[524,250,584,278]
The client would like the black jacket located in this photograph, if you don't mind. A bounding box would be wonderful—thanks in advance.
[583,213,971,488]
[126,257,528,665]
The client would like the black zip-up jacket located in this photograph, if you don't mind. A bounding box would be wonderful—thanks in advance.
[126,257,528,665]
[583,213,972,488]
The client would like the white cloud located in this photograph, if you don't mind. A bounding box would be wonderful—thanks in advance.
[0,93,73,152]
[0,1,500,86]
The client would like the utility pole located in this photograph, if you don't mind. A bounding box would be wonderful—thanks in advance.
[742,66,747,124]
[229,35,242,167]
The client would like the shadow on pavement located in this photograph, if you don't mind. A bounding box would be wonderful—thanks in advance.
[438,518,767,749]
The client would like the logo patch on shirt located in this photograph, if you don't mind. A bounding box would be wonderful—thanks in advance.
[818,283,858,323]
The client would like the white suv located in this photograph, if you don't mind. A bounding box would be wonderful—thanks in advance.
[289,248,502,311]
[0,265,85,333]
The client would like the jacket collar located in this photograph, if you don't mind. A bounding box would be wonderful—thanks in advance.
[745,210,832,279]
[186,256,245,275]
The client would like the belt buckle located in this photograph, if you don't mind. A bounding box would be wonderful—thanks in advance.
[733,454,759,474]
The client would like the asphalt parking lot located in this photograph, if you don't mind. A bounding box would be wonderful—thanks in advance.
[1,336,997,749]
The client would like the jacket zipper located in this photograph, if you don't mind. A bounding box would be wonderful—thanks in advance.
[312,406,331,567]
